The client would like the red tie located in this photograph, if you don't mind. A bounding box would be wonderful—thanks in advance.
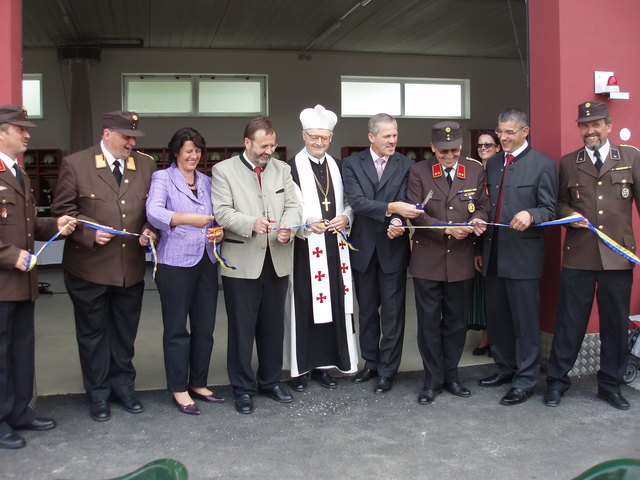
[494,154,514,223]
[254,166,262,186]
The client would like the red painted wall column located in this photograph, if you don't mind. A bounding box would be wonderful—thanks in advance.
[0,0,23,104]
[529,0,640,334]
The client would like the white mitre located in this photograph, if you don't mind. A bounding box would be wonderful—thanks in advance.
[299,104,338,131]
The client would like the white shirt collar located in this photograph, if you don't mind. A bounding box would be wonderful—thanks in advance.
[304,147,325,165]
[585,140,611,165]
[100,140,123,170]
[0,151,17,173]
[505,140,528,163]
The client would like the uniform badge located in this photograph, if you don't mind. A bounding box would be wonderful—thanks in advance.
[95,154,107,169]
[457,164,466,179]
[468,202,475,213]
[576,151,585,163]
[0,186,6,191]
[610,148,620,160]
[0,160,5,172]
[621,185,630,199]
[1,207,6,218]
[432,164,443,178]
[126,157,136,171]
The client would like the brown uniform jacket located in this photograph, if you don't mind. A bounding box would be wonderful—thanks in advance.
[0,161,58,301]
[559,143,640,271]
[407,157,489,282]
[52,145,156,287]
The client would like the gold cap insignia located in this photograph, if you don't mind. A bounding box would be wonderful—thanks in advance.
[445,127,451,133]
[585,102,591,108]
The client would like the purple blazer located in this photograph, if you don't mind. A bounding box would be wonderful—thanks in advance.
[146,164,217,267]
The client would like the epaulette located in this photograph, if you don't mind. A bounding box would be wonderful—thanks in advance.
[465,157,482,165]
[135,150,155,160]
[620,144,640,152]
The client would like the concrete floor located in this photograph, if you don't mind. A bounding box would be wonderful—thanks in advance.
[2,266,638,480]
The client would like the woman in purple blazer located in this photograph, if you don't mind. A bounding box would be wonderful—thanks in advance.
[146,127,224,415]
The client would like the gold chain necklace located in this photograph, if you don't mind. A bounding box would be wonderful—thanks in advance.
[312,160,332,212]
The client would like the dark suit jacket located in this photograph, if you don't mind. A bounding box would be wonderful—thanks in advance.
[407,157,489,282]
[52,144,156,287]
[0,161,58,301]
[481,145,558,279]
[342,149,413,274]
[559,143,640,270]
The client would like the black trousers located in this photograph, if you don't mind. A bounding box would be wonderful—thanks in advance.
[485,254,541,392]
[546,268,632,394]
[222,251,288,396]
[65,273,144,402]
[353,250,407,378]
[414,278,471,389]
[0,301,36,436]
[156,255,219,392]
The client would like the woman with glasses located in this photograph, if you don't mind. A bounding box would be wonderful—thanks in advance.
[146,127,224,415]
[469,131,501,356]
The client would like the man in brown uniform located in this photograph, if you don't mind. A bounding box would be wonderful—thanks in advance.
[545,101,640,410]
[0,105,76,449]
[406,122,489,404]
[52,111,156,421]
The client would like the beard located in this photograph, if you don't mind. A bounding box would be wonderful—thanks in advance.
[584,136,603,151]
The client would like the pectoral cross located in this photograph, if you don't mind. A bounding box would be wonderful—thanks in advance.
[321,196,331,212]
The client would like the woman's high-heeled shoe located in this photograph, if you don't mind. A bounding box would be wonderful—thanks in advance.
[172,395,200,415]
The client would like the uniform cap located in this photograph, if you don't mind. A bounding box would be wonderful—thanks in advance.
[576,101,609,123]
[432,121,462,149]
[102,111,145,137]
[0,105,37,127]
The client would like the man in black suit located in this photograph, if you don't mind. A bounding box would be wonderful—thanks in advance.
[477,108,558,405]
[342,113,421,394]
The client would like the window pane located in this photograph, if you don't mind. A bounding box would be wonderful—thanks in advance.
[341,82,401,116]
[126,80,192,114]
[405,83,462,117]
[22,77,42,118]
[199,80,262,114]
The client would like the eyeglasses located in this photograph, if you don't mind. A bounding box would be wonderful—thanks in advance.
[495,127,526,136]
[252,142,278,152]
[477,143,498,148]
[304,131,332,143]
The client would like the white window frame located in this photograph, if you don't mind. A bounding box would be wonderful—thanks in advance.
[22,74,43,119]
[122,74,268,117]
[341,76,470,119]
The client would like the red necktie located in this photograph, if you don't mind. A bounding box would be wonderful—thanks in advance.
[494,154,514,223]
[253,166,262,186]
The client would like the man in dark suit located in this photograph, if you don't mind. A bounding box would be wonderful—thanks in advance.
[478,108,558,405]
[52,111,156,422]
[545,101,640,410]
[0,105,76,449]
[342,113,421,394]
[407,122,489,405]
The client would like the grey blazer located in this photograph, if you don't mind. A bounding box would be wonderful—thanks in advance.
[481,145,558,279]
[211,155,302,279]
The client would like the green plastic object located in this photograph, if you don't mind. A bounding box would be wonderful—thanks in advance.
[58,459,188,480]
[572,459,640,480]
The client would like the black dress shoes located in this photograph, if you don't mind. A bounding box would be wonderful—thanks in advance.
[597,390,630,410]
[374,376,392,394]
[172,396,200,415]
[543,389,564,407]
[478,373,513,387]
[0,432,26,450]
[90,400,111,422]
[261,384,293,403]
[119,396,144,414]
[352,368,377,384]
[16,417,56,431]
[235,394,254,414]
[312,370,338,389]
[445,382,471,398]
[189,389,225,403]
[290,374,308,392]
[418,388,442,405]
[500,387,533,406]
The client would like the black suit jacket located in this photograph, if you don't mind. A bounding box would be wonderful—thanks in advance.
[342,149,413,274]
[481,145,558,279]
